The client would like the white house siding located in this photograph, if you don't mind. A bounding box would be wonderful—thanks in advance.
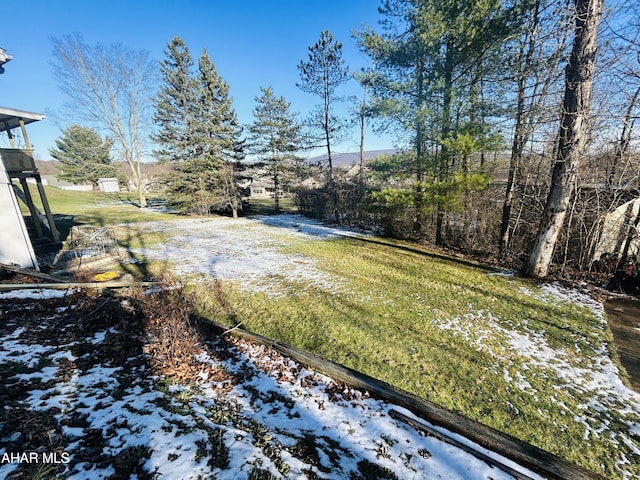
[0,161,39,269]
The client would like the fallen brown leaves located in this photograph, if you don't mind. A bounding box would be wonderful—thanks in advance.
[131,283,234,387]
[0,279,238,479]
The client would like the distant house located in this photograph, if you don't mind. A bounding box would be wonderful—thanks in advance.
[98,177,120,192]
[237,150,396,199]
[247,179,276,198]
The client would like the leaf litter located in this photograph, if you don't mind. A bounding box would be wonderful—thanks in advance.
[0,285,538,479]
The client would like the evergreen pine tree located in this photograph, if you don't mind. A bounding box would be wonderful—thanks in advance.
[195,49,244,217]
[249,86,301,213]
[297,30,350,212]
[193,49,239,161]
[152,36,198,163]
[50,125,117,188]
[156,43,243,216]
[357,0,523,241]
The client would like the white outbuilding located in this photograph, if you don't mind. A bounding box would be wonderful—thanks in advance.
[98,177,120,192]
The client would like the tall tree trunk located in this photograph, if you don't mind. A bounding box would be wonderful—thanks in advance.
[135,164,147,209]
[524,0,603,278]
[435,41,455,246]
[610,85,640,185]
[273,148,281,214]
[500,0,540,258]
[324,85,337,215]
[500,77,526,257]
[359,81,367,199]
[274,170,280,214]
[413,58,426,236]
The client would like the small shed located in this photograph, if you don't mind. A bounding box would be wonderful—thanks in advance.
[98,177,120,192]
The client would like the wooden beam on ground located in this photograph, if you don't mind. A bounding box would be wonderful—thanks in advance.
[199,318,605,480]
[0,281,158,291]
[388,409,538,480]
[0,262,65,282]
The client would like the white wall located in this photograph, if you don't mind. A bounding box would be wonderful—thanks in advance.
[61,185,92,191]
[98,178,120,192]
[0,162,39,270]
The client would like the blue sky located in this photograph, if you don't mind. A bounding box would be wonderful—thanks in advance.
[1,1,393,161]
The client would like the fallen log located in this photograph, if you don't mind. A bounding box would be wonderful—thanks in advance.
[0,281,158,291]
[198,316,605,480]
[0,262,65,282]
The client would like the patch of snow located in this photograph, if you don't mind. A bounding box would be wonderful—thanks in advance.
[487,269,516,278]
[140,205,172,214]
[131,215,354,297]
[0,298,543,480]
[437,282,640,475]
[0,288,70,300]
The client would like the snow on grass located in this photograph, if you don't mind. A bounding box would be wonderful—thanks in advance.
[114,215,640,478]
[130,215,357,297]
[0,301,541,480]
[439,278,640,476]
[121,213,640,477]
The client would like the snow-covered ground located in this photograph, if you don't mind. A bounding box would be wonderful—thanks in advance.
[0,289,542,479]
[130,215,358,296]
[133,215,640,476]
[2,214,639,479]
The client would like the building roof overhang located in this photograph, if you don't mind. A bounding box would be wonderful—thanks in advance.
[0,106,45,132]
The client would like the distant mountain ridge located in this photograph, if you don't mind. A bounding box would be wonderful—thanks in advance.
[307,149,397,168]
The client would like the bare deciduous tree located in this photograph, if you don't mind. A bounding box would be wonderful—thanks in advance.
[499,0,571,258]
[51,33,156,208]
[524,0,604,277]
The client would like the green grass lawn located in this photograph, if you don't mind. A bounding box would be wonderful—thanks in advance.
[18,184,178,277]
[194,234,637,479]
[27,187,638,478]
[22,185,176,228]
